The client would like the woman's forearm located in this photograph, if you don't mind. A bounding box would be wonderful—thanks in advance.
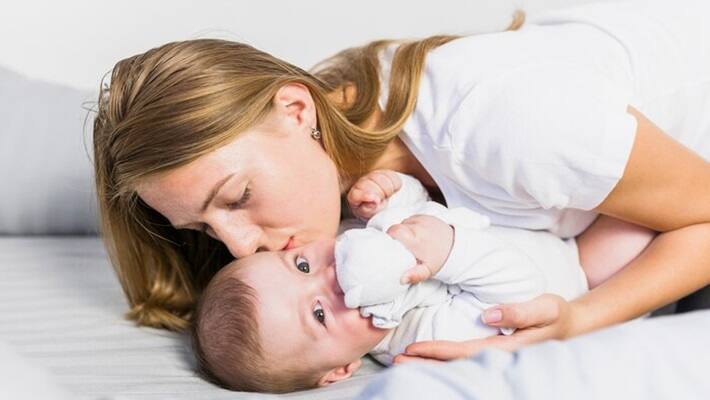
[567,222,710,338]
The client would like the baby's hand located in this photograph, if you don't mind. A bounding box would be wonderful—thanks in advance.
[347,170,402,221]
[386,215,454,284]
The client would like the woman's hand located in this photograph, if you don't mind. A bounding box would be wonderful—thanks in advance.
[393,294,575,364]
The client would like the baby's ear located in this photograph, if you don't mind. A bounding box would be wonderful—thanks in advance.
[317,359,362,386]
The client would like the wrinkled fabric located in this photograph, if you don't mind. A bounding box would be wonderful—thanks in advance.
[358,311,710,400]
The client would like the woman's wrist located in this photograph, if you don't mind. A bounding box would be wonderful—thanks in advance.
[564,296,596,339]
[565,277,653,339]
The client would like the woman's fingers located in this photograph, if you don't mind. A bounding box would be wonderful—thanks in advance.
[482,294,564,330]
[392,353,445,365]
[402,340,477,360]
[398,329,547,362]
[401,335,514,361]
[394,295,575,362]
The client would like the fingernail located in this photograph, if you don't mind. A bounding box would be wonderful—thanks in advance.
[400,275,410,285]
[483,309,502,324]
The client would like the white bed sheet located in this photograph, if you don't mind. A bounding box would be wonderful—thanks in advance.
[357,310,710,399]
[0,237,384,399]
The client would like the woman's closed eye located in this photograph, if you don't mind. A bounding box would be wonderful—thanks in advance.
[227,186,251,209]
[313,301,326,326]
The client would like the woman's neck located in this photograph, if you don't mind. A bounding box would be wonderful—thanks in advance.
[346,105,439,193]
[372,136,438,189]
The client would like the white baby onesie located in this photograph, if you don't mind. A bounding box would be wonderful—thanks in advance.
[335,173,588,365]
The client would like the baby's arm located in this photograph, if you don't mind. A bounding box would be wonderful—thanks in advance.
[387,210,545,305]
[433,220,546,306]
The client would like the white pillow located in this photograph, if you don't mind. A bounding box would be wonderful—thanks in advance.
[0,66,98,234]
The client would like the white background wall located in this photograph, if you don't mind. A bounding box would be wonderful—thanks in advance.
[1,0,607,91]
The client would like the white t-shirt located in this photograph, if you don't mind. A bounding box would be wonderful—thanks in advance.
[378,0,710,238]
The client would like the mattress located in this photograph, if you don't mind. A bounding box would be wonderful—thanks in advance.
[0,237,384,399]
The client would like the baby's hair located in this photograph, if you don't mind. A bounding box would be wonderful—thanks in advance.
[191,261,322,393]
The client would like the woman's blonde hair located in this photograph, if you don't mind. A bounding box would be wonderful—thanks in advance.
[93,11,525,331]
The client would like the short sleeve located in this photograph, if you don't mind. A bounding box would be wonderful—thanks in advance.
[446,62,638,210]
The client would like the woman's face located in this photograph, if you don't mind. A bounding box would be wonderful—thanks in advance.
[136,84,343,258]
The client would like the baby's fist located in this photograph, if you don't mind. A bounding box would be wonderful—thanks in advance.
[347,170,402,220]
[386,214,454,284]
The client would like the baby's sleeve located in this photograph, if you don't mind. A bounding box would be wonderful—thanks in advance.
[385,172,431,209]
[434,220,545,305]
[366,172,432,232]
[447,62,638,211]
[360,281,445,329]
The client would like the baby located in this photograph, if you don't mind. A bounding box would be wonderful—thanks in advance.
[191,172,626,393]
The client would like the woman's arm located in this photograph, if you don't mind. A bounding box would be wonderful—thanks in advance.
[394,106,710,362]
[566,106,710,335]
[570,222,710,336]
[598,106,710,231]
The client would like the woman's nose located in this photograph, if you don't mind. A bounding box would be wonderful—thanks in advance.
[214,223,265,258]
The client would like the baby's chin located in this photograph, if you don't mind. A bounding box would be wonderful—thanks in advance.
[332,295,387,341]
[340,307,388,337]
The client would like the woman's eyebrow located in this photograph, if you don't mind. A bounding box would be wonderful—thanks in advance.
[200,173,235,212]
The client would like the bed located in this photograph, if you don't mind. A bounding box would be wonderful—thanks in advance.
[4,237,708,400]
[2,1,706,398]
[0,236,385,399]
[357,309,710,400]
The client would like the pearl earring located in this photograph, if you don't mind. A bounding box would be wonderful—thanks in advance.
[310,127,322,140]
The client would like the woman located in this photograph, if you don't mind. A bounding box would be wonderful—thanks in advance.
[93,0,710,361]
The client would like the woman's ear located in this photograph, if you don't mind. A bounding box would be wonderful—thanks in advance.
[317,358,362,386]
[272,83,316,131]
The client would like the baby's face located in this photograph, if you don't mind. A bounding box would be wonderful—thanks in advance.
[237,239,387,378]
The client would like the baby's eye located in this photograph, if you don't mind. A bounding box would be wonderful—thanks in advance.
[296,255,310,273]
[313,301,326,326]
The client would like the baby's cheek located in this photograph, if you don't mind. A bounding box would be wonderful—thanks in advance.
[340,308,370,334]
